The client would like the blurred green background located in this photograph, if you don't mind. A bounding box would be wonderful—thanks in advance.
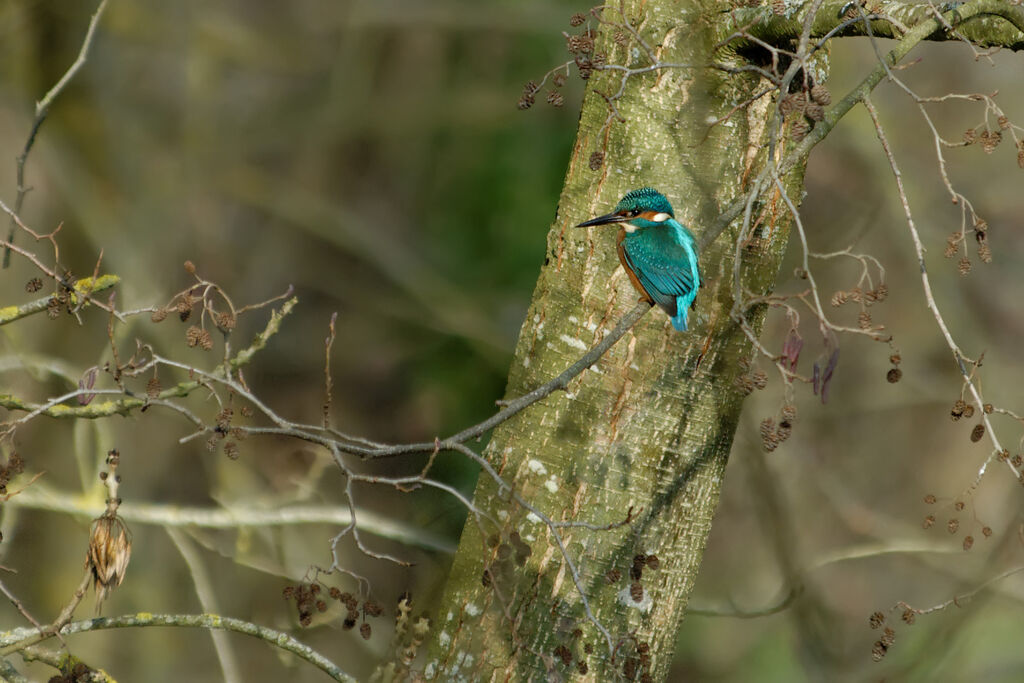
[1,1,1023,681]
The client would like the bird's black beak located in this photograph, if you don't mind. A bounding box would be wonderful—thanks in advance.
[576,212,627,228]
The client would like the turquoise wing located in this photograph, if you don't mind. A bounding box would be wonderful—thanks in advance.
[621,232,700,331]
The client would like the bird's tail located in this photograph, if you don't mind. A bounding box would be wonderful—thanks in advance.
[670,303,689,332]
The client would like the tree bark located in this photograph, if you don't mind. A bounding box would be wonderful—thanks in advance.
[423,0,1024,677]
[422,2,809,680]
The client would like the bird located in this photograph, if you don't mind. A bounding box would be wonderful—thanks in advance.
[576,187,701,332]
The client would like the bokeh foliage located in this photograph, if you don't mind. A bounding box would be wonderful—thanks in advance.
[1,1,1023,681]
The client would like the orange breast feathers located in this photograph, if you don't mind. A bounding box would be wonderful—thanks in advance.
[616,227,654,305]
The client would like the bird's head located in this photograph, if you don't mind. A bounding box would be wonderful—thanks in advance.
[576,187,675,232]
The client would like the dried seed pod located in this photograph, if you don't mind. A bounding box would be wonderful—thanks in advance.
[970,423,985,442]
[886,368,902,383]
[810,84,831,105]
[89,515,132,607]
[805,102,825,122]
[869,611,885,629]
[881,627,896,647]
[569,12,586,26]
[790,118,810,141]
[546,90,565,108]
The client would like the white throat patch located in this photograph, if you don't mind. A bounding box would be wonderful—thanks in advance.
[622,223,639,233]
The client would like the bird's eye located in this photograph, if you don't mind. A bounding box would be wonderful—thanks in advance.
[629,209,640,217]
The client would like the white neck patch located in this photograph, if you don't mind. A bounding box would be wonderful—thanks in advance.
[622,223,639,233]
[652,212,670,222]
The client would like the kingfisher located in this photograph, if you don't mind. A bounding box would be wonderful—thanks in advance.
[577,187,701,331]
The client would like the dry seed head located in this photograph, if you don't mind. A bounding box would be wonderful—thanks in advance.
[881,627,896,647]
[963,128,977,144]
[360,622,372,640]
[177,298,193,321]
[831,291,847,307]
[948,518,960,534]
[923,493,937,504]
[901,609,916,625]
[958,256,971,275]
[146,377,161,398]
[553,72,567,87]
[781,404,797,422]
[923,514,935,529]
[1014,454,1024,468]
[886,368,902,383]
[982,525,993,537]
[775,420,792,443]
[858,311,872,330]
[735,374,755,396]
[962,404,975,418]
[25,277,42,293]
[216,311,236,332]
[150,307,168,323]
[871,640,888,662]
[981,130,1001,153]
[569,12,586,26]
[546,90,565,107]
[805,102,825,122]
[962,535,974,551]
[605,568,622,583]
[89,515,132,606]
[790,118,810,141]
[184,260,197,275]
[810,84,831,105]
[977,241,992,263]
[772,0,786,15]
[630,581,644,602]
[970,423,985,442]
[614,29,629,46]
[575,54,593,79]
[869,611,885,629]
[751,370,768,389]
[997,114,1009,130]
[983,403,993,414]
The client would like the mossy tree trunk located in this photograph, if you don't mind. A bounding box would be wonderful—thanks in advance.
[425,1,812,680]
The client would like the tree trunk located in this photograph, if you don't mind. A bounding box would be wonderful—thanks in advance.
[426,1,812,679]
